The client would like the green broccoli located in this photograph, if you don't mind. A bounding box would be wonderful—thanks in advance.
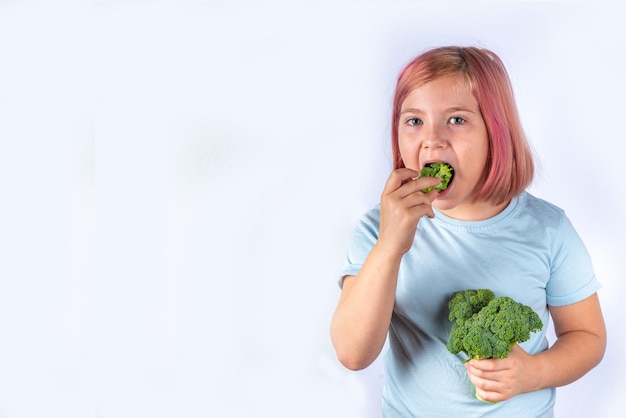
[446,289,543,403]
[420,162,454,192]
[446,289,543,361]
[448,288,495,323]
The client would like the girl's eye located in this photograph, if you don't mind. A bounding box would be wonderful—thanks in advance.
[449,116,465,125]
[407,117,423,126]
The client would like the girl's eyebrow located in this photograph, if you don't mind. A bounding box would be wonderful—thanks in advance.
[400,106,477,114]
[446,106,478,114]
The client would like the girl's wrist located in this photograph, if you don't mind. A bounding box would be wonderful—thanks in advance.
[372,240,407,264]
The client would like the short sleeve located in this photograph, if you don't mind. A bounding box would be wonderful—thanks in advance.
[546,214,602,306]
[339,207,381,287]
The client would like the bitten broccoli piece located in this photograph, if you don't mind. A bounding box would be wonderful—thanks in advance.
[446,290,543,360]
[420,162,454,192]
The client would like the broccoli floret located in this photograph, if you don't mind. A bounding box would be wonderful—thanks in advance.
[446,290,543,361]
[420,162,454,192]
[448,288,495,323]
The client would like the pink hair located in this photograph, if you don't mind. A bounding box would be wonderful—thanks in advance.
[391,46,534,204]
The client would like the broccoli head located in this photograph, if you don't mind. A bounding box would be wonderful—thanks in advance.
[446,290,543,360]
[420,162,454,192]
[448,288,495,323]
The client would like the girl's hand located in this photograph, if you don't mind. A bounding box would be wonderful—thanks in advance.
[465,345,539,403]
[377,168,440,257]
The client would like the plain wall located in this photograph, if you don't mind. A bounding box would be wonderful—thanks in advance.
[0,1,623,417]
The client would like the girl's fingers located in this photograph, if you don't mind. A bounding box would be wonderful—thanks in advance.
[384,169,441,199]
[401,178,441,201]
[383,168,421,195]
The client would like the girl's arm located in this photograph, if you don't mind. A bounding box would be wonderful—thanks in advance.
[330,169,440,370]
[534,293,606,387]
[466,293,606,402]
[330,250,401,371]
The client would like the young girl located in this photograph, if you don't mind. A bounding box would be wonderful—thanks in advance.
[331,46,606,417]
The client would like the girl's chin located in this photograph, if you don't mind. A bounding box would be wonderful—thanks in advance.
[433,201,454,212]
[432,198,456,211]
[432,191,461,212]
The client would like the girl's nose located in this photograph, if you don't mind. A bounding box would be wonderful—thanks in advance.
[422,123,447,149]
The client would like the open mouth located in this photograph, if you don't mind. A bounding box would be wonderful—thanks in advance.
[420,162,455,192]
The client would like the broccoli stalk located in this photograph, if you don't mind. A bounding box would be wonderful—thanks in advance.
[446,289,543,403]
[420,162,454,192]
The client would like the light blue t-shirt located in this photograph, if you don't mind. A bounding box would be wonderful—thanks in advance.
[341,192,601,417]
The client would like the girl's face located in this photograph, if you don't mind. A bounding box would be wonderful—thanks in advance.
[398,74,502,220]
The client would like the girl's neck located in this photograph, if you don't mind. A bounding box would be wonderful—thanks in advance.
[436,199,511,221]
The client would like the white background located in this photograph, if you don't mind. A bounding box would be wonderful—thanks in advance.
[0,1,624,417]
